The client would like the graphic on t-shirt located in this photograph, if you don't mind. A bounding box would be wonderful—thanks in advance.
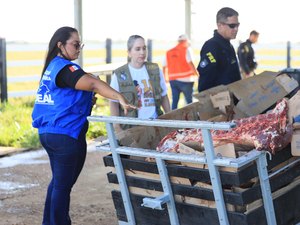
[140,79,155,107]
[35,82,54,105]
[133,80,142,108]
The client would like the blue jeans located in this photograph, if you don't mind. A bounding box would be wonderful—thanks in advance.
[169,80,194,110]
[40,122,88,225]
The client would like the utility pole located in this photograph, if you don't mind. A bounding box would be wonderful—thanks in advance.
[0,38,7,102]
[185,0,192,39]
[74,0,83,67]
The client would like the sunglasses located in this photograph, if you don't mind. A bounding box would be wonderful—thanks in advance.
[68,42,84,50]
[223,23,240,29]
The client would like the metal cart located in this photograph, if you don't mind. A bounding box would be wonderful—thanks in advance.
[88,115,277,225]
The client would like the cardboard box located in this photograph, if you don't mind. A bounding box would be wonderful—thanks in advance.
[194,71,298,118]
[117,71,298,151]
[229,72,298,117]
[288,90,300,123]
[192,85,230,120]
[291,130,300,156]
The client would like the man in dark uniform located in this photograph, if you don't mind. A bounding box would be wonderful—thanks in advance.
[237,30,259,78]
[197,7,241,92]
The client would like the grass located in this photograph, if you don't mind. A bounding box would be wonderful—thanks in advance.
[0,96,109,149]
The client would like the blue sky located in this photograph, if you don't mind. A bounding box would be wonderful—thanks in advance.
[0,0,298,43]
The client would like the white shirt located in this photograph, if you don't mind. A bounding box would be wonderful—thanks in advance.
[110,64,168,119]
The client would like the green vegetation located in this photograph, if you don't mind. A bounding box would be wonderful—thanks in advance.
[0,96,109,149]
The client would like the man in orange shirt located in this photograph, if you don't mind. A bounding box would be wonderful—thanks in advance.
[163,34,198,110]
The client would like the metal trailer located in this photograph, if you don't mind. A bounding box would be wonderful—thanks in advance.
[87,115,277,225]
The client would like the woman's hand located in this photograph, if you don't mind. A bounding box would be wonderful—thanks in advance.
[118,95,137,115]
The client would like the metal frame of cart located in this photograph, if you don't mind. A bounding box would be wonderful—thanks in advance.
[88,116,277,225]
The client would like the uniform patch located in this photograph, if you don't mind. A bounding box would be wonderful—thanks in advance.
[244,46,249,53]
[206,52,216,63]
[200,59,209,68]
[231,59,237,64]
[69,65,79,72]
[120,72,127,80]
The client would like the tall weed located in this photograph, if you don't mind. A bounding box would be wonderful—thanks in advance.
[0,96,109,148]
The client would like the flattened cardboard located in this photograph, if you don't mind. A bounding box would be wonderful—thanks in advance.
[214,143,236,158]
[291,130,300,156]
[210,91,231,108]
[159,102,202,121]
[276,74,299,93]
[194,71,298,118]
[116,71,298,151]
[228,71,298,116]
[288,90,300,123]
[117,126,167,149]
[193,85,228,120]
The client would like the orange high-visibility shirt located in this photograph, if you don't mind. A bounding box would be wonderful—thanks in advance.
[166,42,194,81]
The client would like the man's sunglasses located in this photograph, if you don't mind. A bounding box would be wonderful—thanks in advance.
[223,23,240,29]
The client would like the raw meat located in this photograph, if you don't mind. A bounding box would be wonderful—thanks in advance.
[156,98,292,154]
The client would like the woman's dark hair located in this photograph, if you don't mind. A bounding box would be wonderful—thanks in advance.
[41,26,78,77]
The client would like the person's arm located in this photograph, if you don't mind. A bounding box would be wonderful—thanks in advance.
[161,95,171,113]
[186,47,199,76]
[75,73,136,114]
[162,57,169,82]
[158,68,171,113]
[109,101,123,132]
[189,61,199,76]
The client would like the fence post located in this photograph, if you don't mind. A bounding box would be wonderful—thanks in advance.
[0,38,7,103]
[147,39,153,62]
[106,38,112,64]
[105,38,112,84]
[287,41,291,68]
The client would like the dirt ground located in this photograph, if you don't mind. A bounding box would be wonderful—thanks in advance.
[0,142,119,225]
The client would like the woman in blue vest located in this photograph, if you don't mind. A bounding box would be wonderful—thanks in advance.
[31,26,135,225]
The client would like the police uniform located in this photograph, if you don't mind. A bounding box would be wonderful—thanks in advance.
[237,39,257,76]
[197,30,241,92]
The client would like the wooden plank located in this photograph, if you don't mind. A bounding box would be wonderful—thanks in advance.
[111,190,246,225]
[102,147,294,187]
[103,155,252,186]
[106,156,300,207]
[111,180,300,225]
[107,172,246,206]
[247,176,300,213]
[183,196,236,212]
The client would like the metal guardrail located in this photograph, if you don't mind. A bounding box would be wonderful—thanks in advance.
[87,115,277,225]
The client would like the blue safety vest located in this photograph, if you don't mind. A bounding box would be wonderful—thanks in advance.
[31,56,93,139]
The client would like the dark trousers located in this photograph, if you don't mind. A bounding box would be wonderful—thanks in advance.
[169,80,194,110]
[40,122,88,225]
